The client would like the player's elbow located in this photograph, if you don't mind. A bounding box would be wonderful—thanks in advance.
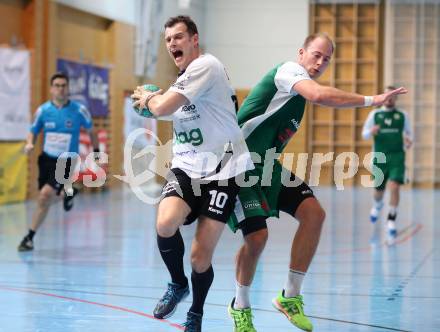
[149,101,169,117]
[150,96,182,117]
[307,90,324,104]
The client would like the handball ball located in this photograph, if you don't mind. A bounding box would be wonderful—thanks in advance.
[133,84,160,117]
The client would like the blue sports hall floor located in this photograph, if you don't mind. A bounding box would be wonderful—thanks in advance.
[0,186,438,332]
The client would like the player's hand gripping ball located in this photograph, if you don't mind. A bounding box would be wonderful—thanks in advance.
[132,84,161,118]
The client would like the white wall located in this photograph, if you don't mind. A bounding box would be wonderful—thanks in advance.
[53,0,206,28]
[53,0,137,25]
[204,0,309,89]
[162,0,206,36]
[54,0,309,89]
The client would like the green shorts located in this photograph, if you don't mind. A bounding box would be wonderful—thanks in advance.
[228,162,314,233]
[373,152,405,190]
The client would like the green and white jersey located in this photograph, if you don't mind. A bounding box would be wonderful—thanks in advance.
[168,54,253,180]
[362,107,412,153]
[238,62,311,159]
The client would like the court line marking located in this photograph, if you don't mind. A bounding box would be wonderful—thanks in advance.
[3,285,440,301]
[0,285,184,331]
[4,224,423,270]
[0,285,415,331]
[203,302,413,332]
[387,248,434,301]
[316,223,423,256]
[395,223,423,245]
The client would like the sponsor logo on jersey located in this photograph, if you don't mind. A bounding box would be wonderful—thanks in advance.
[44,122,56,129]
[65,119,73,128]
[291,118,300,130]
[174,128,204,146]
[180,115,201,123]
[175,149,197,157]
[244,200,260,210]
[180,104,200,123]
[301,189,312,195]
[278,127,295,144]
[394,113,400,120]
[172,74,191,90]
[380,128,399,133]
[182,104,197,113]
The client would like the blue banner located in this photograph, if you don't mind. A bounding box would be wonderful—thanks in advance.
[57,59,109,117]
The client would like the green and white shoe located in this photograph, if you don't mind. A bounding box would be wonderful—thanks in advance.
[228,298,257,332]
[272,291,313,331]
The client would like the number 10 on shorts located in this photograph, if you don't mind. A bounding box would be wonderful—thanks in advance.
[209,190,228,208]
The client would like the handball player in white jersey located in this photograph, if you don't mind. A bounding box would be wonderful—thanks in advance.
[132,15,253,331]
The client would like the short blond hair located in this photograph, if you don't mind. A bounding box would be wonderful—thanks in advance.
[303,33,335,54]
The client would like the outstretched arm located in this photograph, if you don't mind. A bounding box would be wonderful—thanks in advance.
[293,79,407,108]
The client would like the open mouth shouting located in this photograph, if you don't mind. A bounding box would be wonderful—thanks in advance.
[171,49,184,62]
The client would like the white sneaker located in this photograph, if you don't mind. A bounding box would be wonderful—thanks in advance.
[370,207,380,223]
[386,221,397,245]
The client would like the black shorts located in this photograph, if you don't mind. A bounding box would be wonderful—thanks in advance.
[38,153,73,194]
[277,175,315,217]
[162,168,240,225]
[239,174,315,236]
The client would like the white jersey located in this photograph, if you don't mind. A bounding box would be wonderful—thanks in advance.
[168,54,253,180]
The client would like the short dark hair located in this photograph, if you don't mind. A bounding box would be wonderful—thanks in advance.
[303,33,335,54]
[50,72,69,85]
[164,15,198,36]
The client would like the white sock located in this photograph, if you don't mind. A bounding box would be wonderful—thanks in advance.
[370,200,383,218]
[387,220,396,230]
[284,269,305,298]
[388,205,397,218]
[373,199,384,211]
[234,281,250,309]
[370,207,380,218]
